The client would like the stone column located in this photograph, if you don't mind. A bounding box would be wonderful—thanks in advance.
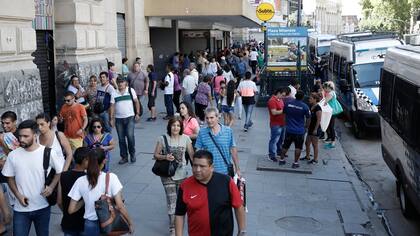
[54,0,108,106]
[125,0,154,66]
[0,0,43,120]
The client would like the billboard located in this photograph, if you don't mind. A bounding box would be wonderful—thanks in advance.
[267,27,308,69]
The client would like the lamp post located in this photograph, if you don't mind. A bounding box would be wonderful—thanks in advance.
[297,0,302,81]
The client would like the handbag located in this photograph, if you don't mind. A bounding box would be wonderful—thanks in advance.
[95,173,130,235]
[208,132,234,177]
[328,96,343,115]
[152,135,179,177]
[43,147,57,206]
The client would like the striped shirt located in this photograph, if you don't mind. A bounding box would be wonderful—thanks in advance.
[195,124,236,175]
[111,87,137,118]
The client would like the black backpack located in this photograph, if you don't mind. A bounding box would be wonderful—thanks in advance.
[43,147,57,206]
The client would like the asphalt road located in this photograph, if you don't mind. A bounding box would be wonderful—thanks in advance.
[336,119,420,236]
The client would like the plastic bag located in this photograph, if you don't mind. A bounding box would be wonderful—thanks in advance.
[319,99,332,132]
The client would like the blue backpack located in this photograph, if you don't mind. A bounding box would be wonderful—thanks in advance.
[237,61,246,76]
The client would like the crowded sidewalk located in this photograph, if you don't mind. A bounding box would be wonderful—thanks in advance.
[36,93,383,236]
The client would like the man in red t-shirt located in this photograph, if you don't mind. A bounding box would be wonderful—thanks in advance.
[267,88,286,162]
[175,150,246,236]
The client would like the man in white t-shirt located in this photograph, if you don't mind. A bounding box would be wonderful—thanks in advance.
[2,120,64,236]
[189,63,199,86]
[163,64,175,119]
[182,69,197,105]
[249,48,259,75]
[110,77,140,164]
[288,77,300,99]
[96,71,116,132]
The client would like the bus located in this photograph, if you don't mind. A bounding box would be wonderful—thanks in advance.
[379,45,420,217]
[328,32,403,138]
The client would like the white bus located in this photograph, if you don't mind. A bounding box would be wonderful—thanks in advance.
[328,32,403,138]
[379,45,420,217]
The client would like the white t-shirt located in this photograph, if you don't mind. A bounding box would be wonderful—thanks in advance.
[222,71,234,83]
[190,69,199,86]
[111,87,138,119]
[165,72,174,95]
[2,145,64,212]
[96,83,116,105]
[288,85,297,99]
[182,75,197,95]
[249,51,258,61]
[68,172,123,220]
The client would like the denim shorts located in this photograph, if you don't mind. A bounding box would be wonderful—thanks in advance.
[221,105,234,113]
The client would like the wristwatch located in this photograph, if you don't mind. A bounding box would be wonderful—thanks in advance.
[238,230,247,235]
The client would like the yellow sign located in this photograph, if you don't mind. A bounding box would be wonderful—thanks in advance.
[256,3,275,22]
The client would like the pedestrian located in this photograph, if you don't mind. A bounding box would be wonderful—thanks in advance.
[173,70,182,114]
[237,71,258,132]
[2,120,65,236]
[85,75,98,116]
[303,93,322,164]
[180,102,200,162]
[189,63,199,86]
[68,149,134,235]
[235,76,243,120]
[213,69,225,108]
[58,147,89,236]
[146,64,158,121]
[222,64,235,83]
[172,52,180,73]
[288,77,301,99]
[209,57,219,76]
[221,80,236,127]
[249,47,258,74]
[152,117,194,236]
[95,71,116,133]
[128,61,149,112]
[194,76,212,123]
[59,91,88,151]
[181,53,190,72]
[84,118,115,171]
[122,57,129,79]
[181,69,196,106]
[267,88,286,162]
[0,186,10,235]
[279,90,311,168]
[195,107,241,177]
[36,113,73,171]
[107,61,118,88]
[323,81,338,149]
[175,150,246,236]
[110,77,140,164]
[163,64,175,120]
[67,75,87,105]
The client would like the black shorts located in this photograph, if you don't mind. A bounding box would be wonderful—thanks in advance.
[148,95,156,109]
[282,132,305,150]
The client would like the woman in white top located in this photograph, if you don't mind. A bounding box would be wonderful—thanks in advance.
[68,149,134,235]
[222,64,235,83]
[36,113,73,171]
[153,117,194,236]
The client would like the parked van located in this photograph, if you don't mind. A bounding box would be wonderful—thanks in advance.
[379,45,420,217]
[328,32,403,138]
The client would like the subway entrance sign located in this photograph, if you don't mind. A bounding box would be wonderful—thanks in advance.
[256,3,275,22]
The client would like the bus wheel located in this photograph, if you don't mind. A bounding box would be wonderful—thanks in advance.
[397,177,417,218]
[352,121,364,139]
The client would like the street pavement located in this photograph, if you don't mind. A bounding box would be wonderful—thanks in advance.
[33,94,387,236]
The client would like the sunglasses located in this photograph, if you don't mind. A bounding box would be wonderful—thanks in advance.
[64,99,73,102]
[93,126,102,129]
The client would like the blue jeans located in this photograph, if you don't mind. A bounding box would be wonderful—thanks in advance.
[164,94,174,116]
[99,111,112,133]
[13,206,50,236]
[83,220,100,236]
[115,116,136,159]
[269,125,285,157]
[182,94,192,106]
[243,104,254,128]
[63,230,83,236]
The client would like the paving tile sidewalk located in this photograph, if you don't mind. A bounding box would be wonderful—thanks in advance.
[39,96,385,236]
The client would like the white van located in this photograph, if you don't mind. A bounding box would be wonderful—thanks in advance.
[328,32,403,138]
[379,45,420,217]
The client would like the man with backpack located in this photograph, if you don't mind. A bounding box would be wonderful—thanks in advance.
[110,77,140,164]
[95,71,116,132]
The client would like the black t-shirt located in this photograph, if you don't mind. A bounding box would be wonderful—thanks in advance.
[60,170,86,232]
[148,72,158,95]
[308,104,321,134]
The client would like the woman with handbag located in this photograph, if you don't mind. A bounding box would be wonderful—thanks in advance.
[152,117,194,236]
[68,149,134,235]
[322,81,342,149]
[83,118,115,172]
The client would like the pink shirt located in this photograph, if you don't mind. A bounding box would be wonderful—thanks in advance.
[183,117,199,136]
[213,76,225,93]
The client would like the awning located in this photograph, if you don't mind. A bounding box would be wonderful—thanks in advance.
[144,0,261,28]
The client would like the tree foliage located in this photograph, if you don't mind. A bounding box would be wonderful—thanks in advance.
[360,0,420,34]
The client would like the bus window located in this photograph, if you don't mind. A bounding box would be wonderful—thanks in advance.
[379,69,394,121]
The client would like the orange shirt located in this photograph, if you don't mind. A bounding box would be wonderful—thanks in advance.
[59,103,87,139]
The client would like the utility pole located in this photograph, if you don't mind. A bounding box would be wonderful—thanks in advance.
[297,0,302,81]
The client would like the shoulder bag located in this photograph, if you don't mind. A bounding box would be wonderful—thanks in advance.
[208,132,234,177]
[95,172,130,235]
[128,87,143,117]
[43,147,58,206]
[152,135,179,177]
